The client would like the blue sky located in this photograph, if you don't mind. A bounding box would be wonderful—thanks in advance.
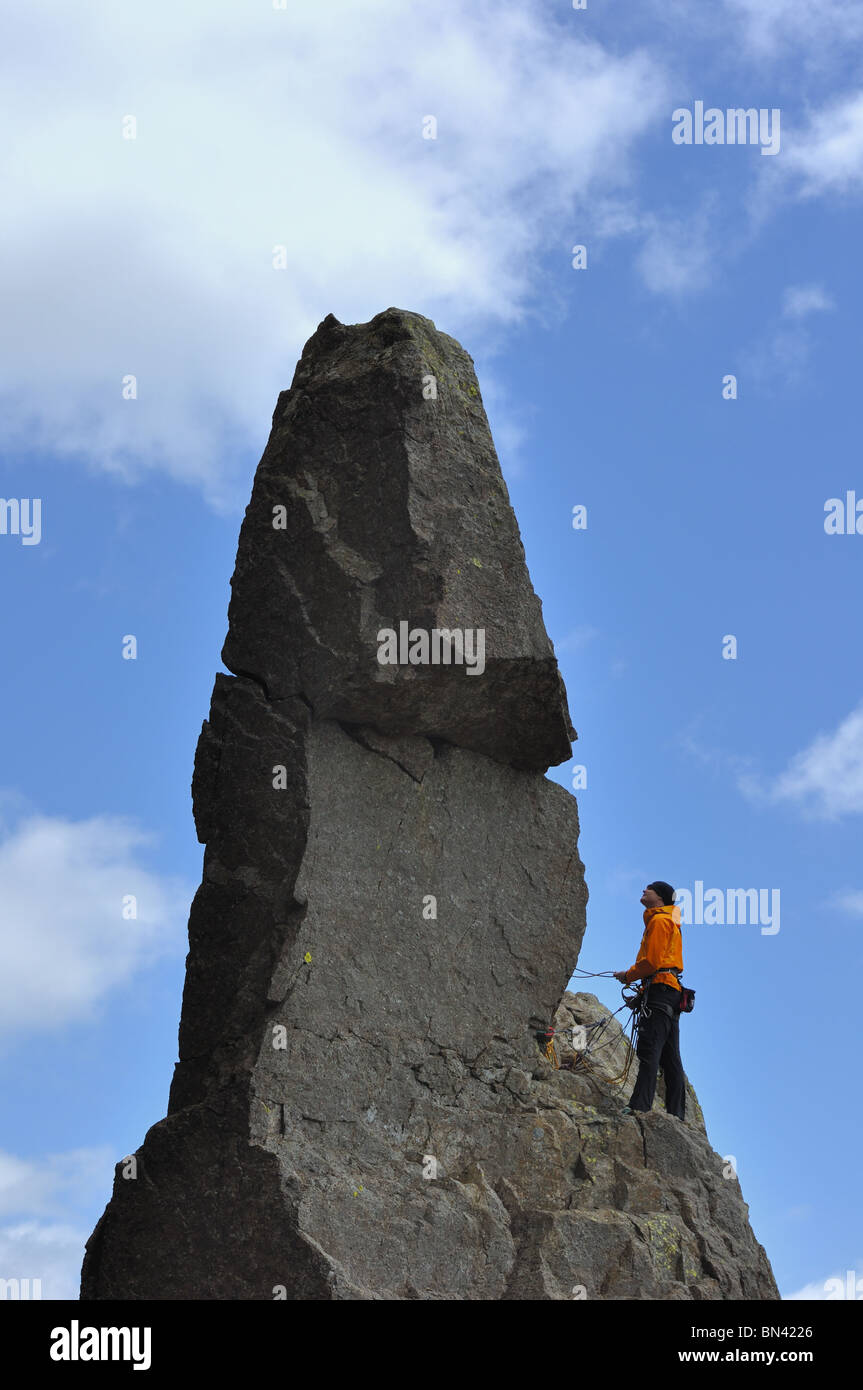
[2,0,862,1300]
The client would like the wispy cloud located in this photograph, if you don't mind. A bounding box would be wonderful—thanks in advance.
[739,703,863,820]
[742,283,836,388]
[829,890,863,916]
[590,195,723,298]
[0,809,189,1037]
[634,205,718,297]
[0,0,668,509]
[0,1147,113,1220]
[784,1263,863,1300]
[0,1146,118,1300]
[724,0,863,56]
[676,718,756,783]
[782,284,835,319]
[785,92,863,197]
[0,1221,88,1300]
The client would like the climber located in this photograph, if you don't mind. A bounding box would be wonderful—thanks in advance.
[613,881,685,1120]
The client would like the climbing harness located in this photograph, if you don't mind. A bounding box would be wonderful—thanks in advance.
[665,967,696,1014]
[621,964,696,1021]
[642,966,696,1016]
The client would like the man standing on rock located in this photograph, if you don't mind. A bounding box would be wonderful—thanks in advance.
[613,881,685,1120]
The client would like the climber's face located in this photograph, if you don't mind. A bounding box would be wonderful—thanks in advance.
[641,886,662,909]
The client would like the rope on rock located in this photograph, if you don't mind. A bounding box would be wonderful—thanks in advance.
[538,970,647,1087]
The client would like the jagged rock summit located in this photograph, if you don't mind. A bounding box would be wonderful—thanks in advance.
[81,309,778,1300]
[222,307,574,771]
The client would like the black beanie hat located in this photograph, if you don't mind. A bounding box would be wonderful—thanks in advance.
[648,880,676,906]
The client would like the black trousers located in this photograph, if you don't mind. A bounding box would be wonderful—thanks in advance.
[628,983,685,1119]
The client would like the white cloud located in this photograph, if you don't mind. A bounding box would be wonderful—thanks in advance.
[741,283,836,388]
[830,891,863,916]
[0,1148,113,1220]
[785,1265,863,1300]
[744,91,863,244]
[723,0,863,56]
[587,194,721,298]
[743,325,810,387]
[0,1222,88,1301]
[634,205,718,297]
[0,1146,118,1300]
[0,811,189,1036]
[632,0,863,67]
[0,0,667,509]
[740,704,863,820]
[782,284,834,319]
[784,1275,831,1299]
[784,92,863,197]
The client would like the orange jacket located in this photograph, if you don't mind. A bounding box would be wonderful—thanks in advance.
[623,904,682,991]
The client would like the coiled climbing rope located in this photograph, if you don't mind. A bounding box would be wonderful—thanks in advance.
[540,967,646,1088]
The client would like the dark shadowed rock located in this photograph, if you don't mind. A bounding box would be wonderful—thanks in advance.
[80,310,778,1301]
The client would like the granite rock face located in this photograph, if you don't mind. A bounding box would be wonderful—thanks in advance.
[80,309,778,1301]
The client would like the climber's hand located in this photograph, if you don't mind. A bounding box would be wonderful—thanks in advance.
[613,970,629,983]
